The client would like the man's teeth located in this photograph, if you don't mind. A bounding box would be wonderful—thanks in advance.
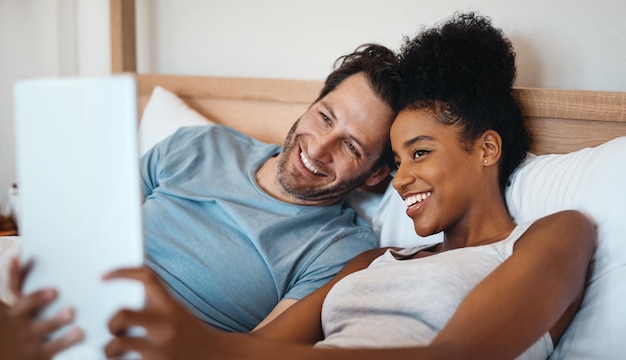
[300,151,320,174]
[404,192,432,208]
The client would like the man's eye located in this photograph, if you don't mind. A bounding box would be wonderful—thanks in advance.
[347,142,359,155]
[320,113,331,123]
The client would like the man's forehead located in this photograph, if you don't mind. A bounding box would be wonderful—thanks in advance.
[313,72,392,141]
[319,74,384,112]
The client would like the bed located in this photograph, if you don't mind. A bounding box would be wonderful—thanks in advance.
[0,0,624,358]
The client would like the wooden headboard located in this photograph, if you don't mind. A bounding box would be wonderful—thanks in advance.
[110,0,626,155]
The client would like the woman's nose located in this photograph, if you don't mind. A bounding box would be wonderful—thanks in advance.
[392,162,412,192]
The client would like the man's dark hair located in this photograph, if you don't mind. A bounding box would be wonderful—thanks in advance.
[316,44,402,170]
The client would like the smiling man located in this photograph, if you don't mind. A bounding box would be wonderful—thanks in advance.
[140,44,401,333]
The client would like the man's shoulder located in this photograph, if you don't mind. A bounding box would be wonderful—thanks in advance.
[171,124,235,140]
[174,125,278,150]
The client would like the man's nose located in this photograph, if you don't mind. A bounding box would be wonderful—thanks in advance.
[307,133,337,163]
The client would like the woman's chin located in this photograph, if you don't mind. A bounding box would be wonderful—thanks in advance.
[413,223,439,238]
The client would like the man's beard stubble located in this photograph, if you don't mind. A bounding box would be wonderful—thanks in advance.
[275,122,374,203]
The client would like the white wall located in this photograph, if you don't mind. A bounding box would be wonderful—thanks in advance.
[137,0,626,91]
[0,0,110,209]
[0,0,69,211]
[1,0,625,208]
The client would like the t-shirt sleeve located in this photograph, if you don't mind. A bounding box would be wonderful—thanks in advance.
[282,230,377,301]
[139,140,165,199]
[139,128,187,199]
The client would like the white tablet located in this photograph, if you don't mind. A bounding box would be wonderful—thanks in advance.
[14,76,144,360]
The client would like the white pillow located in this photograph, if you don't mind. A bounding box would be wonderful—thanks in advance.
[507,137,626,360]
[374,136,626,358]
[138,86,214,156]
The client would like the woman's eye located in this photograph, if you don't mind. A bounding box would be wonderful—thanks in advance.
[413,149,429,159]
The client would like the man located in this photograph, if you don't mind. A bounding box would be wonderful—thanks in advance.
[140,43,401,332]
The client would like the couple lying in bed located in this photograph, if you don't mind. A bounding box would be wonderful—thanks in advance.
[1,12,594,360]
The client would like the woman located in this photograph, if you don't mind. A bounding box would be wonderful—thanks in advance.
[108,12,594,359]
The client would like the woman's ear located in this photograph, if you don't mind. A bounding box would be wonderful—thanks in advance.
[480,130,502,166]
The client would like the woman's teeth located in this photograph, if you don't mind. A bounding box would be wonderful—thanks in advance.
[404,192,432,208]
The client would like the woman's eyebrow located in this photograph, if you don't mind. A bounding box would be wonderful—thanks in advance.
[402,135,434,149]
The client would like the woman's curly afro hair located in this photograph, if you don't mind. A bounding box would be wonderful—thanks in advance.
[394,12,532,192]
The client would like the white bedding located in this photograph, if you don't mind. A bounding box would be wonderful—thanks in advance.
[0,236,20,304]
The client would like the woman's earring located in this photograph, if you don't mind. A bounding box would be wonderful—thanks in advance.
[483,159,488,164]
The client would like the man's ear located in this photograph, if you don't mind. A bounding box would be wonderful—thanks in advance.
[364,164,392,188]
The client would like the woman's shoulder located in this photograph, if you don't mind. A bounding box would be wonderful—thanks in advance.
[518,210,597,255]
[529,210,596,237]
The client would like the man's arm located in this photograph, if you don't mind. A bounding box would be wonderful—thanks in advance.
[252,299,297,331]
